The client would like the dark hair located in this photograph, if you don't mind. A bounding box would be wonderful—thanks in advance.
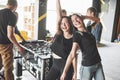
[87,7,97,16]
[7,0,17,6]
[58,16,73,35]
[70,14,87,31]
[62,9,67,14]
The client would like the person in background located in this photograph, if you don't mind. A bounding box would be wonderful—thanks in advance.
[117,33,120,41]
[0,2,26,79]
[60,13,105,80]
[114,33,120,43]
[86,7,103,46]
[62,9,67,16]
[45,0,76,80]
[0,0,25,80]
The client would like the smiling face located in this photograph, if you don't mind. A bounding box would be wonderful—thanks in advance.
[60,17,71,33]
[71,14,84,29]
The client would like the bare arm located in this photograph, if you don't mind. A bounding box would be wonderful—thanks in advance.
[56,0,62,34]
[7,25,24,54]
[82,15,100,23]
[61,42,79,80]
[72,56,77,80]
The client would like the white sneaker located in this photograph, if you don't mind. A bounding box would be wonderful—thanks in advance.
[0,67,4,79]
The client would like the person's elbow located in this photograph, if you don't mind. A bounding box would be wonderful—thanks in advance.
[69,51,76,60]
[7,33,14,41]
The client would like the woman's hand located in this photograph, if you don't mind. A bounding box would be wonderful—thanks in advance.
[72,72,77,80]
[60,72,66,80]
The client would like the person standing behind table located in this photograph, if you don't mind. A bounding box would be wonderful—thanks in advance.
[61,14,105,80]
[45,0,77,80]
[0,0,25,80]
[0,3,26,79]
[86,7,103,46]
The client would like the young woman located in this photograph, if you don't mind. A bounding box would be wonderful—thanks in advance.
[60,14,105,80]
[45,0,76,80]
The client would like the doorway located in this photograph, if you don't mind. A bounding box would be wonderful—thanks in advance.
[112,0,120,42]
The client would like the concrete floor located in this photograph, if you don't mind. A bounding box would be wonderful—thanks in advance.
[98,40,120,80]
[13,40,120,80]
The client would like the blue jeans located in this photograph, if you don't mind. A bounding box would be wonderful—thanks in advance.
[87,21,103,43]
[91,22,103,43]
[79,62,105,80]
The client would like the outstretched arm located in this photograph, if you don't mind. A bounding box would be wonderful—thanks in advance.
[56,0,62,34]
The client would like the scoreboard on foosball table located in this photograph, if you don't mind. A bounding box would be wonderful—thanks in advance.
[14,40,52,80]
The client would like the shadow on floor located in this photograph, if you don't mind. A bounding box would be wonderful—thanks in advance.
[97,43,107,47]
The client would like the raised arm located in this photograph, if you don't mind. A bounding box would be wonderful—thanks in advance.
[82,15,100,23]
[56,0,62,34]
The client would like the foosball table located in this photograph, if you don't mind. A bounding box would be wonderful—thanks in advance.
[14,40,52,80]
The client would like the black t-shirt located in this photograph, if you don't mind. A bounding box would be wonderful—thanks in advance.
[50,34,73,59]
[0,8,17,44]
[73,31,101,66]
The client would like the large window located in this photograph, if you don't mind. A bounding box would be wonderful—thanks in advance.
[0,0,7,9]
[46,0,92,36]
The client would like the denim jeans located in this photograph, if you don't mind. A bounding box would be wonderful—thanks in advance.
[87,21,103,44]
[91,22,103,43]
[79,62,105,80]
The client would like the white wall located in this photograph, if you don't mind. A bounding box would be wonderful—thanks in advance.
[46,0,92,36]
[101,0,117,41]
